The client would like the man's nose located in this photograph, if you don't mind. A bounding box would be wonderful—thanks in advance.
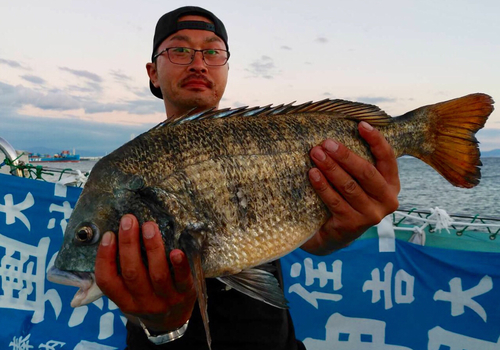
[189,51,207,72]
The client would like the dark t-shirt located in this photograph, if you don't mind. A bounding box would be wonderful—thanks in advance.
[125,261,305,350]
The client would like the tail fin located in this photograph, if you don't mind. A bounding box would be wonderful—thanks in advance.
[411,93,494,188]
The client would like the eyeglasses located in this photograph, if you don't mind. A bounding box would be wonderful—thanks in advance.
[153,47,230,66]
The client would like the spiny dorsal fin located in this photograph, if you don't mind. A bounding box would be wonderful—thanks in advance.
[155,99,393,128]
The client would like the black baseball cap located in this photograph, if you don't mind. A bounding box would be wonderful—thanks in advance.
[149,6,229,99]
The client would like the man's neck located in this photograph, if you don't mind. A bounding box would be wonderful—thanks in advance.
[165,103,218,119]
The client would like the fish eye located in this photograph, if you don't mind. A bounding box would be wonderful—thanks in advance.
[75,224,99,244]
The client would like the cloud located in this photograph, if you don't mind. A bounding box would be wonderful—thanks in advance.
[66,82,102,93]
[231,101,248,108]
[355,96,397,105]
[109,70,151,98]
[0,58,30,70]
[110,70,133,82]
[80,98,164,115]
[0,80,163,118]
[59,67,103,82]
[246,56,278,79]
[0,81,81,110]
[21,75,46,85]
[281,45,292,50]
[0,79,162,156]
[3,113,154,156]
[133,87,154,99]
[315,37,328,44]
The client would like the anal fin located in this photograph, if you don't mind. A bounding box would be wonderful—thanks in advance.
[218,267,289,309]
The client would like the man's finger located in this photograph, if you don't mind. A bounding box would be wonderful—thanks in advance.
[170,250,194,295]
[308,164,345,215]
[95,231,136,307]
[358,121,400,190]
[311,142,373,212]
[142,222,174,298]
[118,215,153,299]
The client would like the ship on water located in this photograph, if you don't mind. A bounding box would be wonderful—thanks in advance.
[29,150,80,163]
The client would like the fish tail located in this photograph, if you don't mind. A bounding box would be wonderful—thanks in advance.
[401,93,494,188]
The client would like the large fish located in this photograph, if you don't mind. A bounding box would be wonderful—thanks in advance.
[48,93,493,348]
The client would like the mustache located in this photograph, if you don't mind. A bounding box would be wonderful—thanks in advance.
[179,74,214,88]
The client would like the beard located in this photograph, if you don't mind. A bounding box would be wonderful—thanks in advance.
[164,83,223,117]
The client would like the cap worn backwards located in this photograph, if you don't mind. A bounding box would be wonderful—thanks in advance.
[149,6,229,99]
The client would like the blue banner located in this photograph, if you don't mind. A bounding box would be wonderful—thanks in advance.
[1,173,500,349]
[0,174,127,350]
[281,238,500,349]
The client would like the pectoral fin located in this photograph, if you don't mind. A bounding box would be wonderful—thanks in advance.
[178,230,211,349]
[218,267,289,309]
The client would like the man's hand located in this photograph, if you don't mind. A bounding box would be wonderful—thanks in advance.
[302,121,400,255]
[95,214,197,332]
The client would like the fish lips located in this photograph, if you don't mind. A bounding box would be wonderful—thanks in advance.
[47,266,103,307]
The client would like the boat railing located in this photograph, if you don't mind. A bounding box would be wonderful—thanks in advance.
[1,156,89,187]
[0,136,24,177]
[393,207,500,235]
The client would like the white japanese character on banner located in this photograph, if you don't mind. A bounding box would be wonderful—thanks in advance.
[303,313,413,349]
[38,340,65,349]
[46,182,75,236]
[428,326,500,350]
[9,334,34,350]
[47,201,73,237]
[434,275,493,322]
[67,297,127,340]
[362,262,415,309]
[0,192,35,230]
[288,258,343,308]
[0,233,61,323]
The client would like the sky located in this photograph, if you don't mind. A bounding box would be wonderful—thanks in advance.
[1,0,499,156]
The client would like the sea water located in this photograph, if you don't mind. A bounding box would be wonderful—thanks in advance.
[397,157,500,218]
[39,157,500,218]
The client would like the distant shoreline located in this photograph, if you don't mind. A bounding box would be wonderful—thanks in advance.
[481,149,500,157]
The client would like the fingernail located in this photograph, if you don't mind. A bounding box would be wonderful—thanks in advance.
[143,223,155,240]
[312,148,326,161]
[121,216,132,230]
[324,139,339,153]
[310,168,321,182]
[360,121,373,131]
[171,250,183,265]
[101,232,113,246]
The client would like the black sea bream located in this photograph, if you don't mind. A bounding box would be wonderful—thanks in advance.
[48,93,494,348]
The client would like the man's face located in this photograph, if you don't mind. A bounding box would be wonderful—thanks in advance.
[148,15,229,117]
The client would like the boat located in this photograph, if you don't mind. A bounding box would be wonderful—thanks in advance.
[29,150,80,163]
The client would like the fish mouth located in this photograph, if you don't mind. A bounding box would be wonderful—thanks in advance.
[47,266,103,307]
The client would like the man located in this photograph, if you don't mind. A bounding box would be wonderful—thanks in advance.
[95,6,400,349]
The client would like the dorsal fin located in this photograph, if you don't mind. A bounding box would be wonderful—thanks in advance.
[155,99,393,128]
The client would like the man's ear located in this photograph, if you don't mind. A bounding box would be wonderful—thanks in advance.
[146,62,159,88]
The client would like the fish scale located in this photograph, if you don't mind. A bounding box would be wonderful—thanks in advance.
[184,150,328,276]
